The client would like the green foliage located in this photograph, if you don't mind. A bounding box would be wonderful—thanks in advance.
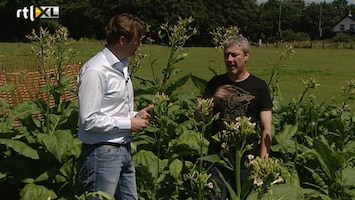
[271,76,355,199]
[0,26,81,200]
[332,33,355,43]
[246,156,292,199]
[282,29,311,42]
[132,16,197,97]
[0,20,355,200]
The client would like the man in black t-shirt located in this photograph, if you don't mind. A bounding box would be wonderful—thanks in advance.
[199,35,273,199]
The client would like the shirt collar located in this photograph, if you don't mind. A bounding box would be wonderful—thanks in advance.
[103,46,129,79]
[103,46,129,64]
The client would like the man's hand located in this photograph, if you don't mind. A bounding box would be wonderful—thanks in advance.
[131,104,154,132]
[213,85,234,102]
[131,117,149,132]
[136,104,154,119]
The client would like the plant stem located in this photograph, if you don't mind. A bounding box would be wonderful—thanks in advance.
[236,149,242,199]
[198,125,206,200]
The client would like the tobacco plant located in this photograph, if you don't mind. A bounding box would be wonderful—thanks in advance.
[0,27,82,200]
[133,16,197,98]
[131,17,201,199]
[0,18,354,200]
[272,78,355,199]
[211,116,257,199]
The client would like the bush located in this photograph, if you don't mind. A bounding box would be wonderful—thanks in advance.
[332,33,355,42]
[282,29,311,42]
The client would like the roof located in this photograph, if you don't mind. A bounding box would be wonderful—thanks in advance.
[333,13,355,29]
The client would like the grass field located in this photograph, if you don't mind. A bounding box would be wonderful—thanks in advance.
[1,41,354,108]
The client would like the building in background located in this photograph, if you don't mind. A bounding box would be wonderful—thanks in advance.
[333,11,355,34]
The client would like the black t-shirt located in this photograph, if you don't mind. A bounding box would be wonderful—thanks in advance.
[203,73,273,154]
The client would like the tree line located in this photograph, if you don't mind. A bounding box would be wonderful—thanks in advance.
[1,0,354,46]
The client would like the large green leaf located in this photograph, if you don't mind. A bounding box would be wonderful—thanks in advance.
[135,86,160,96]
[6,101,41,127]
[275,124,298,143]
[134,75,156,86]
[0,172,7,180]
[20,183,57,200]
[48,113,61,133]
[134,150,160,179]
[0,139,39,159]
[57,159,76,183]
[280,165,300,187]
[32,168,60,183]
[200,154,233,171]
[169,159,183,181]
[217,168,239,200]
[302,191,333,200]
[272,124,298,155]
[313,137,343,179]
[343,188,355,198]
[247,185,304,200]
[40,130,73,163]
[344,140,355,158]
[303,166,329,194]
[169,130,209,155]
[190,74,208,95]
[342,167,355,187]
[165,74,190,95]
[264,184,303,199]
[79,191,115,200]
[61,138,82,160]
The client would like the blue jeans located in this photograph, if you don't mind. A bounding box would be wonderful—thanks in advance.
[79,143,137,200]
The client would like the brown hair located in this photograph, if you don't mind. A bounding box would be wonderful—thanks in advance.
[105,13,146,44]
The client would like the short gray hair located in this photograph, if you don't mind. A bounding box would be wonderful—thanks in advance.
[224,35,250,54]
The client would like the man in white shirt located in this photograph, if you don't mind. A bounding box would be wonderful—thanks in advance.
[78,13,153,200]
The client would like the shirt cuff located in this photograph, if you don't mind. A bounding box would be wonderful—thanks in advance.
[117,118,131,130]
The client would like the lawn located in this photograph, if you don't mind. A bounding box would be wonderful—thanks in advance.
[0,41,354,108]
[136,44,355,108]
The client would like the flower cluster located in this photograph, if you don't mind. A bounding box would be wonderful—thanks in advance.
[210,26,240,51]
[195,98,216,122]
[246,155,284,193]
[159,16,197,50]
[153,93,170,104]
[301,77,320,89]
[212,116,256,151]
[188,170,212,190]
[26,27,77,74]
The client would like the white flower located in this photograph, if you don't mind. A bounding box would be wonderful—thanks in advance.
[272,176,285,185]
[247,154,255,161]
[254,177,264,187]
[207,182,214,189]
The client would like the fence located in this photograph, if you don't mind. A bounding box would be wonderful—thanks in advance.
[0,55,80,107]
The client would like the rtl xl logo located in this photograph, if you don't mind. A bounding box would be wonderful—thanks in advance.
[16,5,59,21]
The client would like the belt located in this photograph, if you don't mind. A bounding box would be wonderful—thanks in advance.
[81,142,129,150]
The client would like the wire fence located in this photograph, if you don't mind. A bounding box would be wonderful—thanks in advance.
[0,57,80,107]
[0,55,40,73]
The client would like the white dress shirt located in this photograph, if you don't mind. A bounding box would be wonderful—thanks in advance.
[77,46,137,144]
